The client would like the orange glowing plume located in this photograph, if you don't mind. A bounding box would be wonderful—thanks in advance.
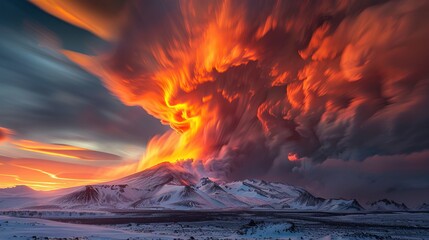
[30,0,429,174]
[32,1,264,170]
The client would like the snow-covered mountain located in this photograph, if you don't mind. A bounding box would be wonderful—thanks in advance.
[0,185,37,196]
[418,203,429,211]
[0,185,47,209]
[368,199,409,211]
[1,162,364,211]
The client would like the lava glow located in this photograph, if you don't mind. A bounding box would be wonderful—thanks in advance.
[28,0,429,180]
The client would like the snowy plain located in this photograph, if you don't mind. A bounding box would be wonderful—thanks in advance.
[1,210,429,239]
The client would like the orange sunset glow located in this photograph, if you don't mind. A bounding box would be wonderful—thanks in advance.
[0,155,138,190]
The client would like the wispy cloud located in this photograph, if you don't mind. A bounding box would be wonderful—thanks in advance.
[0,155,137,190]
[13,140,121,161]
[0,127,13,143]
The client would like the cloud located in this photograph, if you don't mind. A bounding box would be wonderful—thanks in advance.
[23,0,429,204]
[30,0,126,41]
[0,127,13,143]
[0,29,166,145]
[0,0,168,157]
[32,0,429,167]
[0,155,137,190]
[273,151,429,207]
[13,140,121,161]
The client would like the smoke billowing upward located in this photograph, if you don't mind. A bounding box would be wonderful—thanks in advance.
[31,0,429,181]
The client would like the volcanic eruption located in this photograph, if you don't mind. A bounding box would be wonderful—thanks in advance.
[30,0,429,182]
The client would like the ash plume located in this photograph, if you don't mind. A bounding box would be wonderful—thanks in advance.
[31,0,429,182]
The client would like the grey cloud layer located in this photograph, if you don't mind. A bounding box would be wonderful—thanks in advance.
[0,1,167,154]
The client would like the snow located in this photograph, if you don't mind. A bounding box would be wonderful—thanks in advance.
[368,199,409,211]
[0,215,164,240]
[1,211,429,239]
[419,203,429,211]
[237,221,296,238]
[0,164,368,211]
[0,185,36,196]
[1,163,428,239]
[1,163,424,213]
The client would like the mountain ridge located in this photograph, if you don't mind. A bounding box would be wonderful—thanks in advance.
[368,199,409,211]
[0,162,415,211]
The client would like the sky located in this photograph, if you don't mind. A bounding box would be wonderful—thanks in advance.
[0,0,429,207]
[0,1,167,190]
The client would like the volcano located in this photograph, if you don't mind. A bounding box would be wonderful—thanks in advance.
[0,162,364,211]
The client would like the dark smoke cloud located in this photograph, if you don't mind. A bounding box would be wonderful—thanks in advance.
[25,0,429,204]
[101,0,429,177]
[278,151,429,207]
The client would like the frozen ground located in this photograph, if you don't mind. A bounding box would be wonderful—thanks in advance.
[0,210,429,239]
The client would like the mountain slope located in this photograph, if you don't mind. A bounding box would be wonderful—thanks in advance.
[419,203,429,211]
[0,185,47,209]
[109,162,197,188]
[1,162,364,211]
[45,163,364,211]
[0,185,37,196]
[368,199,409,211]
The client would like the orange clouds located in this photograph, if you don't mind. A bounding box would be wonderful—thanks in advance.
[0,127,13,143]
[13,140,121,161]
[0,156,137,190]
[30,0,126,40]
[0,137,128,190]
[28,0,429,182]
